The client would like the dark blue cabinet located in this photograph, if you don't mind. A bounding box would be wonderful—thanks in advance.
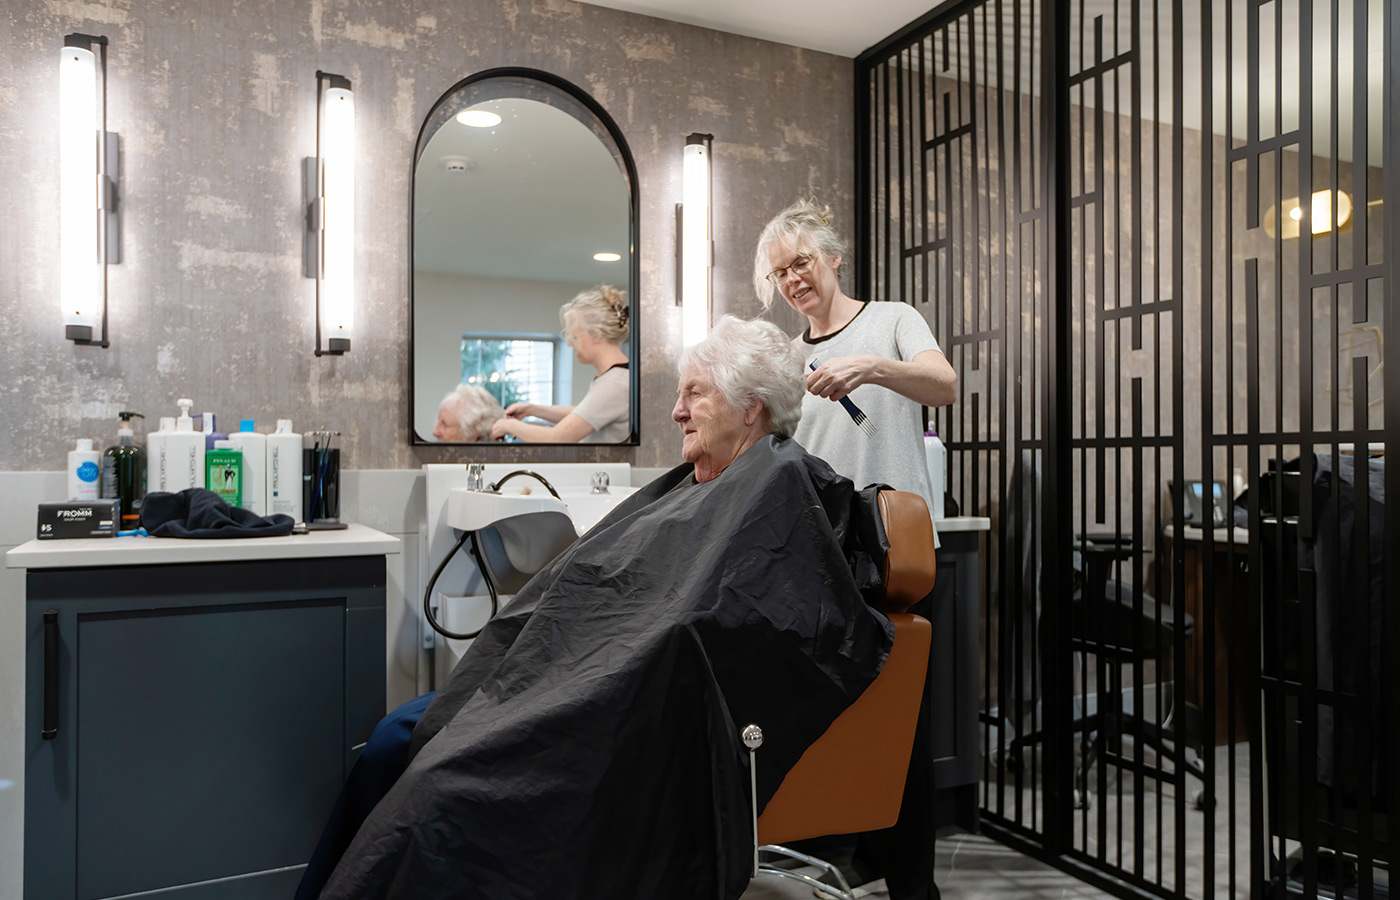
[928,528,982,832]
[24,555,386,900]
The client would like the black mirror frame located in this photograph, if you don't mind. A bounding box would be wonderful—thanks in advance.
[409,67,641,447]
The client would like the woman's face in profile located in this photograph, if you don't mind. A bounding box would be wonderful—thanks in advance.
[672,368,751,472]
[565,323,596,366]
[432,403,471,442]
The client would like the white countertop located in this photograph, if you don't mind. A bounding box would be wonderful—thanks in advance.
[6,523,400,570]
[935,516,991,533]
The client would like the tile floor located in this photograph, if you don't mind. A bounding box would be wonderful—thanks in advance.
[742,742,1253,900]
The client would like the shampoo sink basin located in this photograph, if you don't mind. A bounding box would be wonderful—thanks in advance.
[445,484,641,574]
[556,486,640,533]
[445,488,568,532]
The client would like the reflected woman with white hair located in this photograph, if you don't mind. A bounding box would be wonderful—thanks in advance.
[431,384,507,442]
[312,315,898,900]
[490,284,631,443]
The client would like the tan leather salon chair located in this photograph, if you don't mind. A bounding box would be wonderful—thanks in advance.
[742,489,936,900]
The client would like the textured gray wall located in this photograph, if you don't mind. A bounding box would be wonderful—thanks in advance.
[0,0,854,471]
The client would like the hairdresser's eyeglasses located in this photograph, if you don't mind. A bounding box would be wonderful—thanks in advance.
[765,254,816,286]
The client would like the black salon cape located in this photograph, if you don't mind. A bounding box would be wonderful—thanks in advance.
[319,436,896,900]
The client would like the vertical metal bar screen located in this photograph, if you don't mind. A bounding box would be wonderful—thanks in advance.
[856,1,1394,898]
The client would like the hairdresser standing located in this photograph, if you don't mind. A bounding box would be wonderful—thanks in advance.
[754,198,956,900]
[754,200,955,533]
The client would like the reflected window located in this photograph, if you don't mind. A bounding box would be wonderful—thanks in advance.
[460,332,571,409]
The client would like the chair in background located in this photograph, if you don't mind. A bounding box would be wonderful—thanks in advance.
[1070,534,1209,809]
[741,489,936,900]
[1000,534,1209,810]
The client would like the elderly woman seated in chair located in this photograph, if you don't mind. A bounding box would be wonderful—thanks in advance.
[305,316,900,900]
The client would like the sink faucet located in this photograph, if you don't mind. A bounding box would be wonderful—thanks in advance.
[591,471,611,494]
[466,463,488,492]
[489,469,563,500]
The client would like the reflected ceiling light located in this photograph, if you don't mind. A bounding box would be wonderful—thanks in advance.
[60,33,120,347]
[678,132,713,347]
[456,110,501,128]
[593,252,621,262]
[304,71,355,355]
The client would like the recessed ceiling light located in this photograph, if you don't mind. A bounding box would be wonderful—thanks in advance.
[456,110,502,128]
[593,252,622,262]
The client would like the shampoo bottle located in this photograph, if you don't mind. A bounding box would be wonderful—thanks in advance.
[198,412,229,450]
[923,428,946,520]
[163,399,206,492]
[228,419,267,515]
[266,419,304,522]
[68,438,101,501]
[205,440,243,508]
[146,417,175,493]
[101,411,146,530]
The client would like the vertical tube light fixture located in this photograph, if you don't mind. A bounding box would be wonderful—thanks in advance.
[306,71,355,355]
[60,33,118,346]
[679,133,713,347]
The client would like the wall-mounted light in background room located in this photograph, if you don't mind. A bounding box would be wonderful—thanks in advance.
[304,71,355,355]
[677,132,713,347]
[60,33,119,347]
[1264,188,1354,240]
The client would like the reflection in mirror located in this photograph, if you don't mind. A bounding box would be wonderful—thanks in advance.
[411,69,639,445]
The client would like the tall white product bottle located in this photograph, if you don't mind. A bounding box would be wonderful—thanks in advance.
[164,400,206,491]
[229,419,267,515]
[923,429,946,520]
[68,439,102,501]
[266,419,303,522]
[146,417,175,492]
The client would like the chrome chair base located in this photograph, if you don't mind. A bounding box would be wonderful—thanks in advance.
[754,844,857,900]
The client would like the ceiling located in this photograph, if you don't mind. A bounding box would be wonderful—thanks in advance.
[414,97,630,283]
[574,0,938,58]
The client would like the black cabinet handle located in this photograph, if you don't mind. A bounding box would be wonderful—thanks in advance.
[42,610,59,740]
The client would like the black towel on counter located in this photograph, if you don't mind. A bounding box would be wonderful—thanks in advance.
[139,488,296,538]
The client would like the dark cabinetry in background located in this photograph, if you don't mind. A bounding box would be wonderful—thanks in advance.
[928,527,983,832]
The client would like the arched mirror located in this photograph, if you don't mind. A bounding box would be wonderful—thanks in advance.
[410,68,639,445]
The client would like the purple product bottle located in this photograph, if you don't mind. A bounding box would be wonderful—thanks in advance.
[198,412,229,450]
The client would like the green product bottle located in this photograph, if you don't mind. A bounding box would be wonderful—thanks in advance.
[205,441,243,508]
[101,411,146,531]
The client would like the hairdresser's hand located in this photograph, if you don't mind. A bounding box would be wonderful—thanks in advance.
[806,355,879,402]
[489,418,517,441]
[504,402,536,419]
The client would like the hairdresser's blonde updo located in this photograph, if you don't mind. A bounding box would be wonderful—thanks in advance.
[752,199,849,309]
[560,285,630,345]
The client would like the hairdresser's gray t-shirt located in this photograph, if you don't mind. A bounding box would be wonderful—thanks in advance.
[793,301,942,539]
[575,365,631,443]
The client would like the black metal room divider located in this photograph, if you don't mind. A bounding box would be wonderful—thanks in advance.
[856,1,1396,898]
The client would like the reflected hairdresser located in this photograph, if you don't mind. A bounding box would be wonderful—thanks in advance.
[490,285,631,443]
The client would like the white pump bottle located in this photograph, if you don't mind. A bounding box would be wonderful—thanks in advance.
[265,419,303,522]
[146,417,176,493]
[163,399,206,491]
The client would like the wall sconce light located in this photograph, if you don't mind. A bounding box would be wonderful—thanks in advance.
[60,33,120,347]
[1265,188,1353,240]
[677,132,713,347]
[304,71,355,355]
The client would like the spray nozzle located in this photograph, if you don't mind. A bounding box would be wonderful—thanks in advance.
[117,411,145,423]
